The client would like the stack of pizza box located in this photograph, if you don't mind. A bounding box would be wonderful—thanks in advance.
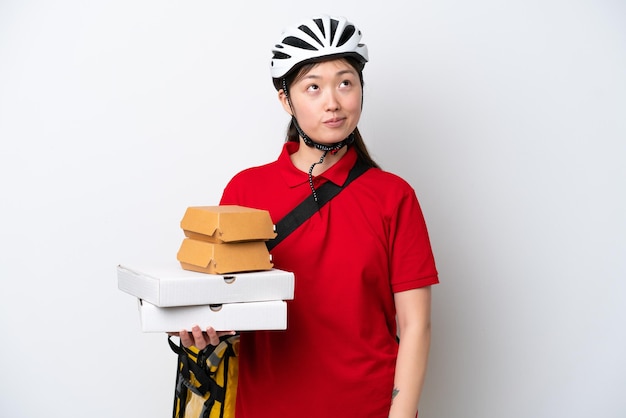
[117,205,294,333]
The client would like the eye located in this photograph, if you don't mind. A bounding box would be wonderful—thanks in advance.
[339,79,352,88]
[306,84,320,92]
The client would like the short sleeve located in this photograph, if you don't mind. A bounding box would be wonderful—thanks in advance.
[388,187,439,293]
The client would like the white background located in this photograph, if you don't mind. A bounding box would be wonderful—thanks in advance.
[1,1,624,417]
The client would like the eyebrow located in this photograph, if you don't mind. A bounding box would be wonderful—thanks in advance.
[301,69,357,80]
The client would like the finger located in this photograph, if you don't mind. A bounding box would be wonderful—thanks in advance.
[205,327,220,346]
[179,329,194,347]
[191,325,208,350]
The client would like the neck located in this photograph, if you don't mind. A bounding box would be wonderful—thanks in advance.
[290,139,348,176]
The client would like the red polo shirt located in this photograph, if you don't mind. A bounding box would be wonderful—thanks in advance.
[220,142,438,418]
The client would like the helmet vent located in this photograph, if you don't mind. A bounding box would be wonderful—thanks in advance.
[337,25,356,47]
[329,19,339,44]
[272,51,291,60]
[282,36,318,51]
[298,25,324,47]
[313,18,325,37]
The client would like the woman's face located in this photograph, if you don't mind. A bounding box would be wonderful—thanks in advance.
[279,59,362,145]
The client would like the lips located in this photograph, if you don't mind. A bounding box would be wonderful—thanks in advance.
[323,117,346,128]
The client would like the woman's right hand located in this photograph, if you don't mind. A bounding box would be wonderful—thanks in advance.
[169,326,236,350]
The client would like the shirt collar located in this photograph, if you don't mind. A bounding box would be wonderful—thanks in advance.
[278,141,358,188]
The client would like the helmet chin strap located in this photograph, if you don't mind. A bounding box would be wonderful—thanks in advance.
[282,78,355,202]
[291,116,355,154]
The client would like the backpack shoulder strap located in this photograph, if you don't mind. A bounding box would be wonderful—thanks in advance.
[266,158,370,251]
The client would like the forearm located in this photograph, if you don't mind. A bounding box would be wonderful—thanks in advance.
[389,286,433,418]
[388,323,431,418]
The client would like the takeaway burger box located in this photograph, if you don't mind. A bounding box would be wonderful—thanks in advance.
[136,299,287,332]
[177,239,273,275]
[177,205,277,274]
[180,205,277,243]
[117,262,295,307]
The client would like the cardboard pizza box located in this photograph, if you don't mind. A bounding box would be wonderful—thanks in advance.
[117,262,294,307]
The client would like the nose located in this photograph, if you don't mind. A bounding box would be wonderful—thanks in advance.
[325,90,340,111]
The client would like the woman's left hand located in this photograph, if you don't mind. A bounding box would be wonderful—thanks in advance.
[168,326,236,350]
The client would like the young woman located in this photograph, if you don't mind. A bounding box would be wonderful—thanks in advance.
[180,15,439,418]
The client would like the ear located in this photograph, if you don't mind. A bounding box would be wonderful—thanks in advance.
[278,89,293,116]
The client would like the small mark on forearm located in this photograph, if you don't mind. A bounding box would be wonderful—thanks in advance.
[392,387,400,402]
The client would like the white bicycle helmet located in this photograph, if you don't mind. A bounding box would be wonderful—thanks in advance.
[270,15,369,79]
